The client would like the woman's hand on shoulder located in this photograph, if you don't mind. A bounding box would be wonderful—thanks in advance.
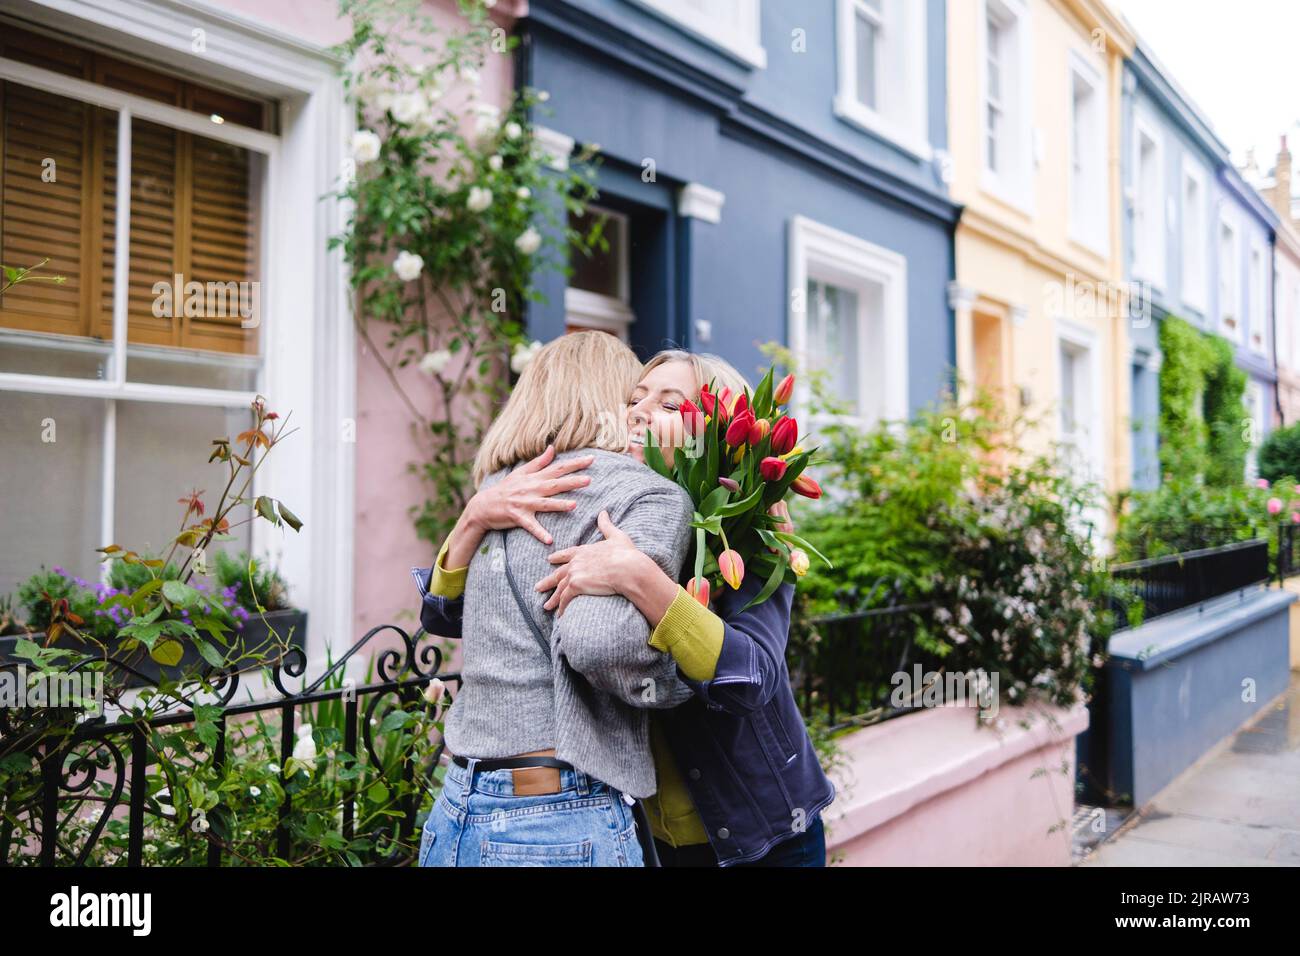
[466,444,594,545]
[535,510,655,617]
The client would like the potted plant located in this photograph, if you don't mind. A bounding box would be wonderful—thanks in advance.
[0,396,305,689]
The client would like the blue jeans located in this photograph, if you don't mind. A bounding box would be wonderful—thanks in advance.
[418,758,644,867]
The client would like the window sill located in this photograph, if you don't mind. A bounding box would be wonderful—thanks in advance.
[979,168,1034,218]
[833,95,933,163]
[629,0,767,69]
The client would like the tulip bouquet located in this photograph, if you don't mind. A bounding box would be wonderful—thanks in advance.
[642,367,830,611]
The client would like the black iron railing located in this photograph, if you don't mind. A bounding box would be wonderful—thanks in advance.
[789,588,938,732]
[1277,522,1300,582]
[1108,537,1271,628]
[0,624,455,867]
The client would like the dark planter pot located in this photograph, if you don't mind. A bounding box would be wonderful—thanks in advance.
[0,609,307,689]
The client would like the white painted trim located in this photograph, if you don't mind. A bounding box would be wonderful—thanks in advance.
[677,182,725,223]
[1180,154,1210,316]
[0,57,279,154]
[788,214,908,431]
[1248,237,1269,357]
[564,288,635,340]
[1054,315,1106,497]
[533,124,574,171]
[977,0,1033,215]
[833,0,931,162]
[629,0,767,69]
[1066,48,1108,259]
[8,0,355,681]
[1218,210,1242,344]
[1130,111,1166,293]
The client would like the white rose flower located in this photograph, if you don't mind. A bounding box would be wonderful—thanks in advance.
[504,121,523,140]
[351,129,381,164]
[391,91,426,125]
[516,186,531,200]
[467,186,493,212]
[537,89,550,102]
[511,340,543,375]
[293,726,317,763]
[514,227,541,255]
[488,154,503,171]
[393,250,424,282]
[249,785,262,797]
[474,111,500,146]
[418,349,452,377]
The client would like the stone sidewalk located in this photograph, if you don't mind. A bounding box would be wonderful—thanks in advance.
[1079,671,1300,867]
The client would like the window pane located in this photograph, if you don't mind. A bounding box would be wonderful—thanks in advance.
[113,122,265,382]
[114,401,253,561]
[0,392,106,595]
[568,208,626,301]
[1060,348,1077,435]
[0,81,117,366]
[807,279,860,415]
[855,13,879,110]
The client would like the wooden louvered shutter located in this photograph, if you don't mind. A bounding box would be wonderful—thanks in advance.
[2,26,265,356]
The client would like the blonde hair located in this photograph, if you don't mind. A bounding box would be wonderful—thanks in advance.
[641,348,751,399]
[473,331,641,487]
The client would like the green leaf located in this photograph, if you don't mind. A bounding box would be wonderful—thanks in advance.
[194,637,226,669]
[150,638,184,667]
[255,495,278,524]
[697,484,731,517]
[740,548,789,612]
[773,530,833,568]
[642,429,674,481]
[162,580,199,606]
[277,502,303,532]
[713,484,764,518]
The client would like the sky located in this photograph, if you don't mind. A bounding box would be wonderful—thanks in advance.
[1112,0,1300,179]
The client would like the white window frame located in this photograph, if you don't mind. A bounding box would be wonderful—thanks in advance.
[1131,113,1166,291]
[1248,238,1268,357]
[1056,317,1105,481]
[1067,50,1108,257]
[833,0,931,161]
[787,214,908,432]
[1180,156,1209,315]
[1244,380,1265,481]
[564,205,635,341]
[1218,211,1242,343]
[1291,276,1300,373]
[631,0,766,68]
[978,0,1032,213]
[0,0,353,676]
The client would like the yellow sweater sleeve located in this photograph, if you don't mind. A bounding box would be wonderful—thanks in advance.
[647,586,724,681]
[427,534,469,600]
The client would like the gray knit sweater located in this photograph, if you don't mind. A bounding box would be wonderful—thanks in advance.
[442,448,695,799]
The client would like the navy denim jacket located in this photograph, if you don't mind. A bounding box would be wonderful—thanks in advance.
[411,566,836,866]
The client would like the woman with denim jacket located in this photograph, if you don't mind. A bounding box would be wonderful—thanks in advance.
[414,332,699,867]
[415,349,836,867]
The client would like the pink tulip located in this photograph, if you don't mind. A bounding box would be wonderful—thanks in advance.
[686,576,710,606]
[718,549,744,589]
[718,476,740,492]
[773,373,795,406]
[759,456,787,481]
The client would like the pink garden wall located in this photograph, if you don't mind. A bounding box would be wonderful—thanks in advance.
[217,0,524,646]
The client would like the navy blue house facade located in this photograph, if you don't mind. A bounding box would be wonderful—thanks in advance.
[519,0,959,426]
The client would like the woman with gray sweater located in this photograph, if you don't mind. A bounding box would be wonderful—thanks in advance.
[415,331,694,867]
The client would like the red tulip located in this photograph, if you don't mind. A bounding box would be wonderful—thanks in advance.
[725,410,755,447]
[716,387,734,423]
[773,373,795,406]
[718,550,744,589]
[686,576,710,606]
[790,473,822,499]
[770,417,798,456]
[731,392,749,420]
[699,385,716,416]
[749,417,770,446]
[718,476,740,492]
[679,398,705,436]
[759,456,787,481]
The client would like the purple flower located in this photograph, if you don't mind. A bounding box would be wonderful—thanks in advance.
[52,566,66,576]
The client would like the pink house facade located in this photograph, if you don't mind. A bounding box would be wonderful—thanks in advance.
[0,0,522,675]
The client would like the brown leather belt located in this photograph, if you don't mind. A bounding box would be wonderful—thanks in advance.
[449,749,568,796]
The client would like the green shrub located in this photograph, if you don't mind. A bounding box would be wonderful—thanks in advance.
[213,551,290,612]
[1259,422,1300,484]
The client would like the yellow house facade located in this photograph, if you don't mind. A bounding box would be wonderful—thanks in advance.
[947,0,1135,530]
